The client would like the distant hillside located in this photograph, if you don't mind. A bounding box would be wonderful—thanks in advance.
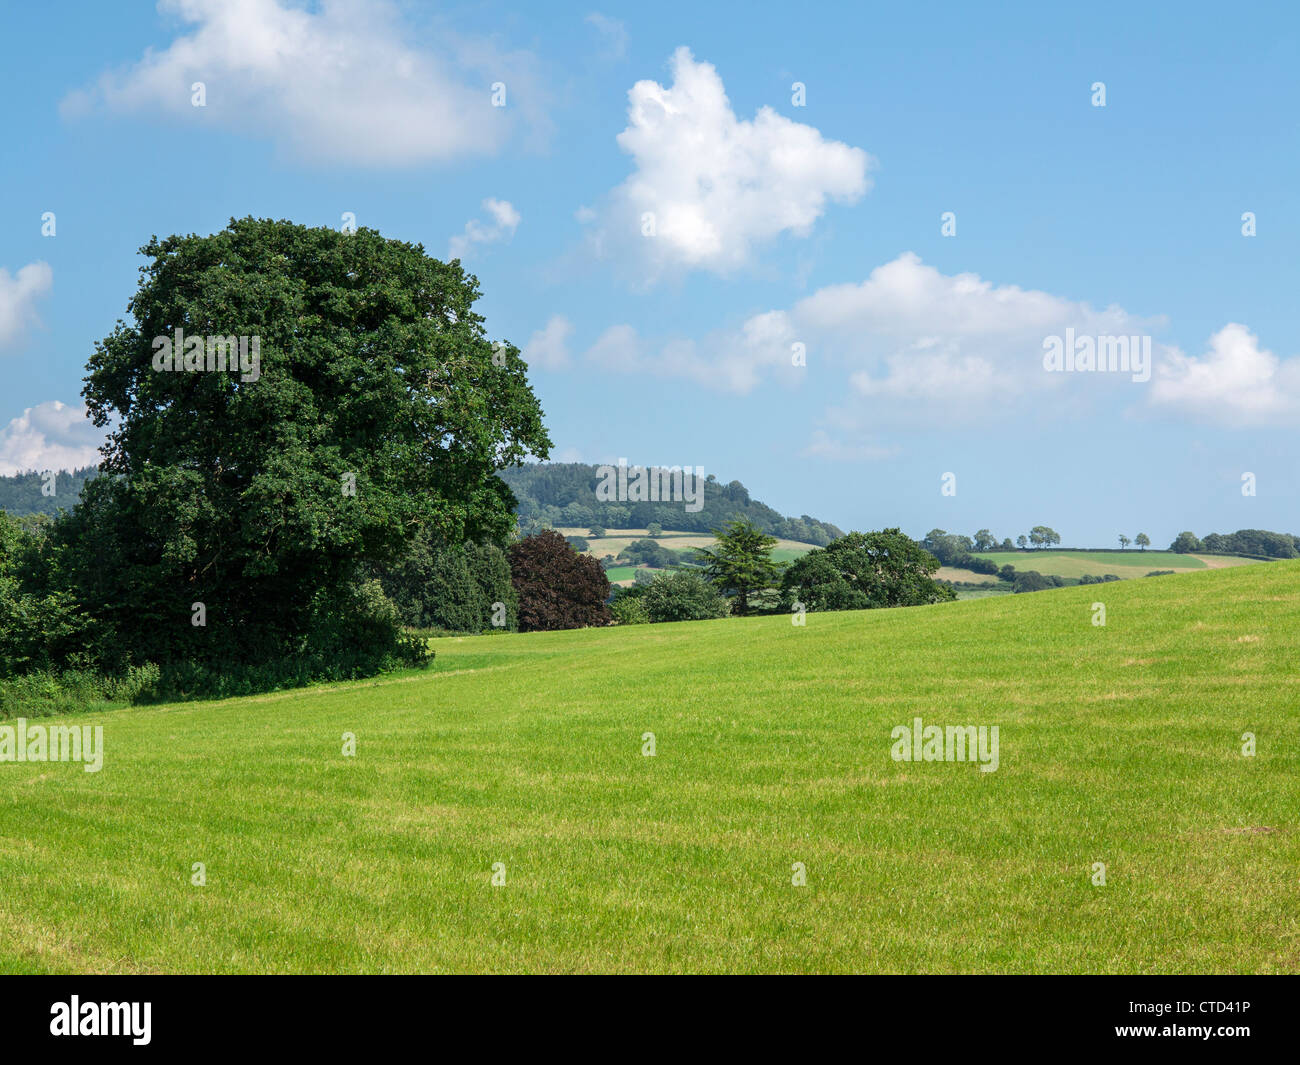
[3,462,845,546]
[499,462,844,546]
[0,466,99,517]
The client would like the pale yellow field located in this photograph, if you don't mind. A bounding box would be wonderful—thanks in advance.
[554,527,817,558]
[953,551,1262,582]
[937,566,1000,584]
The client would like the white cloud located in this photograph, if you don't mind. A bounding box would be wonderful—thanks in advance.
[62,0,540,166]
[0,262,53,349]
[585,13,628,60]
[448,198,520,259]
[597,47,872,277]
[1148,323,1300,425]
[565,252,1158,400]
[0,401,104,476]
[551,251,1172,459]
[577,313,802,394]
[523,315,573,370]
[800,430,898,462]
[585,324,644,372]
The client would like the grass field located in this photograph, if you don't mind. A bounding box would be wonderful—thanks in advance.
[555,527,818,562]
[968,550,1259,580]
[559,527,818,587]
[2,562,1297,973]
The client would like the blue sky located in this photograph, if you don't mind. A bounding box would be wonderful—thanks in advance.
[1,0,1297,546]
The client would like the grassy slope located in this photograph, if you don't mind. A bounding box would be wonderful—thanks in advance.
[2,563,1297,973]
[558,527,816,588]
[555,527,817,559]
[968,550,1258,580]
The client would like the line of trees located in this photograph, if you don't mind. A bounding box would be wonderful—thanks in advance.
[606,520,955,626]
[499,462,845,546]
[1170,529,1300,559]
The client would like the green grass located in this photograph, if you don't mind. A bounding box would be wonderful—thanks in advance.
[770,546,812,563]
[557,527,817,564]
[970,550,1259,579]
[2,562,1297,973]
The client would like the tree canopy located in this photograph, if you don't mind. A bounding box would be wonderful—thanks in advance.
[62,217,550,672]
[781,529,954,611]
[695,518,781,616]
[508,530,611,632]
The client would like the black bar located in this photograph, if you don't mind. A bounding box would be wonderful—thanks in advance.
[3,975,1292,1052]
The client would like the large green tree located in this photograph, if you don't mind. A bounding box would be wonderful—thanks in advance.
[780,529,954,612]
[695,518,781,616]
[63,217,550,672]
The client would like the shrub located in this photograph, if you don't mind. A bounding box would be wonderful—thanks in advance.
[610,594,650,625]
[1012,571,1054,593]
[641,570,730,623]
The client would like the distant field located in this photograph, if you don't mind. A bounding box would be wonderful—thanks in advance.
[3,561,1297,973]
[969,551,1260,580]
[555,528,818,563]
[952,587,1012,600]
[937,565,999,585]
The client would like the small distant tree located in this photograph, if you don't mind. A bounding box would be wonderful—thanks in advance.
[1118,534,1131,550]
[619,538,677,568]
[1000,538,1014,551]
[1170,531,1203,553]
[695,518,780,616]
[508,530,611,632]
[973,529,996,551]
[588,525,606,539]
[1012,570,1054,593]
[1016,535,1028,550]
[1135,533,1150,551]
[1029,526,1060,549]
[647,522,663,538]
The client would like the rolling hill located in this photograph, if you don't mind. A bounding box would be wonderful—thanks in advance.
[556,526,817,586]
[942,550,1262,586]
[1,561,1296,973]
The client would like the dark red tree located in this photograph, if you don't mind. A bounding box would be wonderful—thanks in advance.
[508,530,612,632]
